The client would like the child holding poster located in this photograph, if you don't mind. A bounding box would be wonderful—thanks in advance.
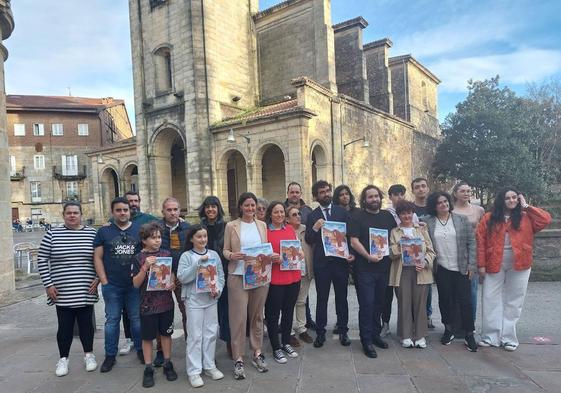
[177,224,225,388]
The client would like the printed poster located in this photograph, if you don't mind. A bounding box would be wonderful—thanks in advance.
[321,221,349,259]
[280,239,304,271]
[242,243,273,290]
[369,228,389,257]
[400,238,425,267]
[196,256,219,293]
[146,257,173,291]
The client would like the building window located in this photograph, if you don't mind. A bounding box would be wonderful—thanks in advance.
[154,47,173,93]
[33,123,45,136]
[14,123,25,136]
[52,123,64,136]
[149,0,167,10]
[33,155,45,170]
[31,208,42,222]
[66,181,79,200]
[78,123,89,136]
[10,155,16,176]
[31,182,42,202]
[61,155,78,176]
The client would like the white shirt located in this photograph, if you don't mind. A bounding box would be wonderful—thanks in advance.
[232,221,261,275]
[434,218,458,271]
[320,203,333,220]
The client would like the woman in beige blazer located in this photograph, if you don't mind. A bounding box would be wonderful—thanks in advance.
[223,192,270,380]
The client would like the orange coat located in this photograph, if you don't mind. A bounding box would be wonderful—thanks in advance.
[476,206,551,273]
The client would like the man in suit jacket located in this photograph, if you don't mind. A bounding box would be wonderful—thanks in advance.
[305,180,355,348]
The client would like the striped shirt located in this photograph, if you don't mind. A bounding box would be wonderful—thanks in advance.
[37,226,98,307]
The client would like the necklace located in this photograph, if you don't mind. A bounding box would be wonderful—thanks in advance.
[437,215,450,226]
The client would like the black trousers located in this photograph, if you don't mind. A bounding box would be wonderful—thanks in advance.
[314,262,349,336]
[435,266,475,333]
[122,305,131,339]
[218,279,231,342]
[382,285,397,323]
[265,281,300,350]
[56,305,95,358]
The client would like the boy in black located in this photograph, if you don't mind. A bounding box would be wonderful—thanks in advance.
[132,222,178,388]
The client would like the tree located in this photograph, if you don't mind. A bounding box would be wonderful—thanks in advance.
[432,76,550,205]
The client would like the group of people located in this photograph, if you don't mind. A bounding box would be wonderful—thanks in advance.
[37,178,551,388]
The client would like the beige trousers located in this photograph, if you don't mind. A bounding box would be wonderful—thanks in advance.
[397,266,429,341]
[293,275,312,334]
[227,274,269,360]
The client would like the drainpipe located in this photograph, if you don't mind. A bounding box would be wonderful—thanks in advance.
[330,98,336,185]
[201,0,214,194]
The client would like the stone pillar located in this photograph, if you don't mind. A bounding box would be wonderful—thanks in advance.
[364,38,394,114]
[0,0,15,295]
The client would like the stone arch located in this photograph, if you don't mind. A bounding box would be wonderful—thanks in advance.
[100,166,120,217]
[218,149,248,218]
[122,162,138,193]
[310,141,328,185]
[254,143,287,202]
[149,125,188,212]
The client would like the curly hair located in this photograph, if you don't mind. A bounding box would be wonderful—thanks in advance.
[333,184,357,209]
[488,187,522,233]
[426,191,454,216]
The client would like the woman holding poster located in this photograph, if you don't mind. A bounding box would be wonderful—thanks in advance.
[389,200,435,349]
[264,202,302,364]
[223,192,271,380]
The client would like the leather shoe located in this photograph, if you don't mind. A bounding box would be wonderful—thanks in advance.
[372,335,389,349]
[339,333,351,346]
[362,344,378,358]
[299,331,314,344]
[313,334,326,348]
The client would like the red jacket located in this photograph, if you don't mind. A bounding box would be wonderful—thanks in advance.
[476,206,551,273]
[267,225,301,285]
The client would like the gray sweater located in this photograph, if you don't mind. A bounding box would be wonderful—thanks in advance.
[177,249,225,309]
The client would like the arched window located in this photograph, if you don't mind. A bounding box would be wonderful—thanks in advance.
[154,47,173,93]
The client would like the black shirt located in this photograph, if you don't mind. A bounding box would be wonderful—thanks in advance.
[414,204,428,218]
[348,209,397,273]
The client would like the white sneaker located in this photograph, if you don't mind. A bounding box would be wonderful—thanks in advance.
[84,353,97,372]
[204,368,224,380]
[401,338,414,348]
[380,322,390,338]
[55,357,69,377]
[119,338,133,355]
[189,374,204,388]
[415,337,427,349]
[503,343,517,352]
[478,340,492,347]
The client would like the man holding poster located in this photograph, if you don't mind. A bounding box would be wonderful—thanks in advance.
[349,185,396,358]
[305,181,355,348]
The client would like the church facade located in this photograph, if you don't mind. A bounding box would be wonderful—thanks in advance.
[126,0,440,217]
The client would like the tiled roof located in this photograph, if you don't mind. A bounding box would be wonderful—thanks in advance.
[217,99,301,126]
[6,95,124,111]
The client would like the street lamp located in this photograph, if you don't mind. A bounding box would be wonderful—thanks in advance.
[96,153,120,165]
[227,128,250,144]
[343,136,370,150]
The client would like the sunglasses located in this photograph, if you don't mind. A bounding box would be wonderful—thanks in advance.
[290,212,301,217]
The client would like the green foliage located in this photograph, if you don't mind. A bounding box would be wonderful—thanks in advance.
[433,76,561,204]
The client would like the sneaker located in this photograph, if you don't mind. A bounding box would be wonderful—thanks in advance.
[465,335,478,352]
[441,330,455,345]
[204,368,224,380]
[100,356,116,373]
[153,350,164,367]
[401,338,414,348]
[119,338,133,355]
[137,350,145,365]
[252,353,268,372]
[189,374,204,388]
[55,357,69,377]
[142,366,155,388]
[478,339,492,347]
[281,344,299,358]
[380,322,390,338]
[163,361,178,381]
[84,353,97,372]
[273,349,287,364]
[233,361,246,380]
[503,343,517,352]
[415,337,427,349]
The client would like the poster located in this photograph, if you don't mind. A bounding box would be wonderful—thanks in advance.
[321,221,349,259]
[400,238,425,267]
[280,239,304,271]
[146,257,173,291]
[369,228,389,257]
[242,243,273,289]
[195,256,219,293]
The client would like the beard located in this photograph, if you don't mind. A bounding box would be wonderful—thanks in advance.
[366,201,381,211]
[319,196,332,207]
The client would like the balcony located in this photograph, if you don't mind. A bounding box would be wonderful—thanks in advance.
[53,165,87,181]
[62,192,81,203]
[10,166,25,181]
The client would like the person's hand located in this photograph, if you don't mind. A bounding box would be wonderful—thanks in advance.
[210,287,219,298]
[89,278,100,294]
[346,254,355,263]
[418,222,427,227]
[271,253,281,263]
[145,256,157,267]
[415,261,426,272]
[230,252,246,261]
[478,267,486,283]
[313,218,325,231]
[165,280,176,291]
[518,194,528,208]
[467,271,474,280]
[368,253,383,263]
[46,286,58,302]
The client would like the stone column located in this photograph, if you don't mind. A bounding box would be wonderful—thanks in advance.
[0,0,15,295]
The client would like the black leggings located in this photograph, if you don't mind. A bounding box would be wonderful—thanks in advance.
[265,281,300,350]
[56,305,95,358]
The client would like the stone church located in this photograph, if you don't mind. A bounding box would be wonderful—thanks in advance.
[115,0,440,218]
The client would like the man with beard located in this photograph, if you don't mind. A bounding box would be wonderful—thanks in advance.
[349,185,396,358]
[305,180,355,348]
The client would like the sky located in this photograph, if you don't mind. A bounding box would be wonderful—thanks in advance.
[5,0,561,127]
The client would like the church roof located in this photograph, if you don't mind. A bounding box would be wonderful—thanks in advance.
[215,99,315,127]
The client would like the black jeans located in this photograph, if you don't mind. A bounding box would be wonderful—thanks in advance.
[56,305,95,358]
[435,266,475,333]
[122,306,131,339]
[382,285,397,324]
[314,262,349,336]
[265,281,300,350]
[218,279,231,342]
[356,271,388,345]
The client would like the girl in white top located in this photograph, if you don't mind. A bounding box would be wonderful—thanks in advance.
[177,224,225,388]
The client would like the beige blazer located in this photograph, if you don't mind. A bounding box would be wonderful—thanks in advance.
[223,218,268,274]
[295,224,314,280]
[388,224,436,287]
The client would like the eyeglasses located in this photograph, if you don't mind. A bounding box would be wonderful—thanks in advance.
[290,212,301,217]
[257,207,266,211]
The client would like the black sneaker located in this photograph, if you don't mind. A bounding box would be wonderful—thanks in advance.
[465,334,478,352]
[153,350,164,367]
[142,366,155,388]
[100,356,116,373]
[137,350,145,364]
[441,330,455,345]
[163,361,178,381]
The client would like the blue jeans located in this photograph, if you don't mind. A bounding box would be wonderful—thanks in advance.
[101,283,141,357]
[470,273,478,322]
[356,271,388,345]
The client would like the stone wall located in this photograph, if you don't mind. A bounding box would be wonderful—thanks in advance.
[389,60,408,121]
[411,130,439,180]
[364,39,393,114]
[531,229,561,281]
